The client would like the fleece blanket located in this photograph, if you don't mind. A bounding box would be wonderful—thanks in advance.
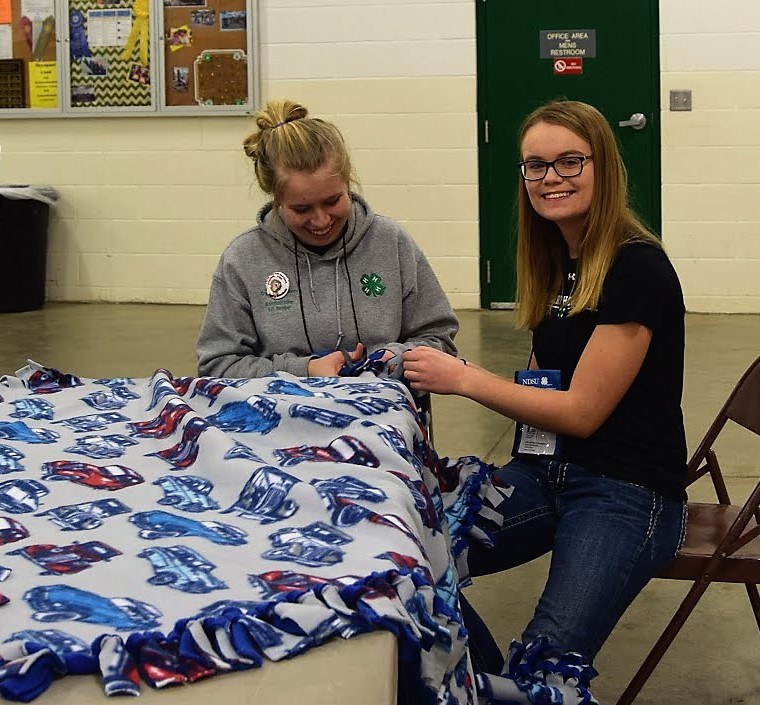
[0,361,494,704]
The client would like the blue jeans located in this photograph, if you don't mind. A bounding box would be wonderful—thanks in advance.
[462,457,686,671]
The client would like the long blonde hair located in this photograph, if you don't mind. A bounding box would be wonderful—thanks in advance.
[515,100,660,330]
[243,99,358,203]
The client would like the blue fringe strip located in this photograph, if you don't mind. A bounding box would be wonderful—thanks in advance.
[475,637,598,705]
[428,452,503,587]
[0,568,470,704]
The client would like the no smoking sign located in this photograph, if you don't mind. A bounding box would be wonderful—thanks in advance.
[553,58,583,75]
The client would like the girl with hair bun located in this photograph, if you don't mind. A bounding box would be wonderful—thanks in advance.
[197,99,458,378]
[403,100,687,696]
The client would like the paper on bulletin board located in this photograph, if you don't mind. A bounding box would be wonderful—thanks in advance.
[87,8,131,48]
[0,0,11,24]
[28,60,57,108]
[21,0,53,49]
[0,25,11,59]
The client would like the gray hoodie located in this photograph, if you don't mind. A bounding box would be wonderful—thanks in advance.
[197,193,458,377]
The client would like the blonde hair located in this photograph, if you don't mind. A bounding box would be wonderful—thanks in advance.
[243,99,357,203]
[515,100,660,330]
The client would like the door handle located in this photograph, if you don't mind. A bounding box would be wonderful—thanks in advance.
[618,112,647,130]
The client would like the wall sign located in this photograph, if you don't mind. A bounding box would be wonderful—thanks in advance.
[540,29,596,58]
[553,57,582,75]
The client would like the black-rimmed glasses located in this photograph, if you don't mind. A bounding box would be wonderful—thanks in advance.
[518,155,593,181]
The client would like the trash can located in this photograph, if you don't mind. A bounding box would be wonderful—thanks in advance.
[0,185,58,313]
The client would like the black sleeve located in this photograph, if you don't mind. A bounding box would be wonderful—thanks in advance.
[596,243,684,332]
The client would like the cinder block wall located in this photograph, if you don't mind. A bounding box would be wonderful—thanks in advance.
[0,0,478,309]
[661,0,760,312]
[0,0,757,313]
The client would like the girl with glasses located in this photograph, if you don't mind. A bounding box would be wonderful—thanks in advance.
[403,100,687,702]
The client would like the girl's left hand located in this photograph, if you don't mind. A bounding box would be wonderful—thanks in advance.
[402,346,467,395]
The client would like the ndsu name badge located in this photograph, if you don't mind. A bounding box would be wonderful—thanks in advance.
[265,272,290,300]
[512,369,563,459]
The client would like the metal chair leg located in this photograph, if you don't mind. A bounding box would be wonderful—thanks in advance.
[745,583,760,632]
[615,577,711,705]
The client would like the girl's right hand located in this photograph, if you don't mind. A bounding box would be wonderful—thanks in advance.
[402,346,468,395]
[307,343,364,377]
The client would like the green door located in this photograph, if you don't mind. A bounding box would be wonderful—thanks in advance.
[477,1,660,308]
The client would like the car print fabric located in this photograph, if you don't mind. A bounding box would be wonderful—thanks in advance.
[0,362,495,704]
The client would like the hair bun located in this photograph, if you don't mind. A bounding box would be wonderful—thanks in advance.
[243,98,355,200]
[255,100,308,132]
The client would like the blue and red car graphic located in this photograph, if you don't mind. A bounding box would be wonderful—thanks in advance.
[0,444,25,474]
[40,461,144,491]
[206,396,281,435]
[63,434,138,460]
[36,498,131,531]
[9,540,122,575]
[138,545,227,594]
[0,479,49,513]
[154,475,219,513]
[128,398,193,439]
[130,510,247,545]
[263,521,352,568]
[247,569,362,600]
[274,435,379,468]
[26,368,83,394]
[25,584,162,630]
[0,516,29,545]
[10,398,54,421]
[0,421,58,444]
[223,466,299,524]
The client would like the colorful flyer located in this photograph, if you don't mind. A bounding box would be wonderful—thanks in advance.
[28,60,57,108]
[0,0,11,24]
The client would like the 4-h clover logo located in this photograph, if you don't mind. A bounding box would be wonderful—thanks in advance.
[360,273,386,297]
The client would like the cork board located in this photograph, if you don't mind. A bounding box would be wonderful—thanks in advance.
[163,0,248,107]
[193,48,245,105]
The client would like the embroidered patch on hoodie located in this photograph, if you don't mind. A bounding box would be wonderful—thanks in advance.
[265,272,290,300]
[360,273,385,297]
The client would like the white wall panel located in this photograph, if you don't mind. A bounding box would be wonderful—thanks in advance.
[267,39,476,79]
[662,0,760,312]
[267,4,473,43]
[662,33,760,72]
[660,0,760,34]
[268,0,468,7]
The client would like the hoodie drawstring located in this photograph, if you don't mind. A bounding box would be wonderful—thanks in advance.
[334,257,344,350]
[341,228,362,353]
[292,230,363,356]
[293,236,316,354]
[303,252,320,312]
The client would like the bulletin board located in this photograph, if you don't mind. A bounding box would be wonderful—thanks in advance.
[67,0,151,109]
[0,0,257,116]
[0,0,58,110]
[163,0,248,107]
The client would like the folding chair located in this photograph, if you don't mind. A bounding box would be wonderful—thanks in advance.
[616,354,760,705]
[416,392,435,447]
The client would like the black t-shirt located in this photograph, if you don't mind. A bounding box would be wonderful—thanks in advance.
[532,242,687,500]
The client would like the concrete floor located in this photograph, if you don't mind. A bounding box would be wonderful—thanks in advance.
[1,304,759,704]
